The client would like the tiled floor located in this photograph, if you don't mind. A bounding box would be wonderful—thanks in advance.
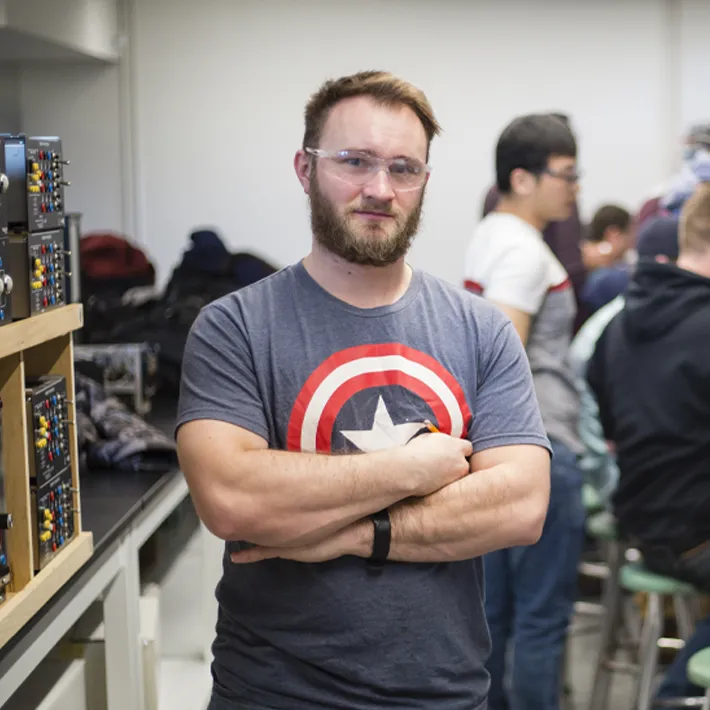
[159,658,212,710]
[565,613,636,710]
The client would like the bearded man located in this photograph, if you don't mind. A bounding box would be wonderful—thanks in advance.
[176,70,551,710]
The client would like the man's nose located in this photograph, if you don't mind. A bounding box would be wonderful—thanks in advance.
[362,168,396,202]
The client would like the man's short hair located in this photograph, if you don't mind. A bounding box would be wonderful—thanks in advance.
[588,204,631,242]
[495,114,577,194]
[303,71,441,158]
[679,182,710,255]
[549,112,571,128]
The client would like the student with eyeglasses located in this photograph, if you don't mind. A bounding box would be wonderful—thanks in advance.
[176,71,551,710]
[464,114,585,710]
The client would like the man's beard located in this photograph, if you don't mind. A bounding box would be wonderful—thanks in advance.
[309,175,424,267]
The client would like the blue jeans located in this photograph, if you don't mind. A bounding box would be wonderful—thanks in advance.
[484,439,585,710]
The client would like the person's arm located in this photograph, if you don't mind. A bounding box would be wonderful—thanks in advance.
[178,421,471,547]
[490,303,531,345]
[469,239,549,347]
[230,443,548,564]
[388,314,552,560]
[230,318,552,565]
[176,302,472,548]
[373,443,549,562]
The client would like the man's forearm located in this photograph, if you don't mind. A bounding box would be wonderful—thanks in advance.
[227,459,550,566]
[208,447,419,547]
[182,421,471,552]
[384,461,548,562]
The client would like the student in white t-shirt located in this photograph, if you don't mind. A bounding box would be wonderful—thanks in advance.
[464,114,584,710]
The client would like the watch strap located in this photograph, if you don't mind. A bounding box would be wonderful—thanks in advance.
[367,509,391,569]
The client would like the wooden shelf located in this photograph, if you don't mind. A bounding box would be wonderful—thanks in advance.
[0,305,83,360]
[0,532,93,649]
[0,302,92,648]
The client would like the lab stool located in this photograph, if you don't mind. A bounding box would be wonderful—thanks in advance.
[564,511,622,709]
[582,483,605,517]
[589,555,699,710]
[687,648,710,710]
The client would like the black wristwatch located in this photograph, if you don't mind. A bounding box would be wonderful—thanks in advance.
[367,509,391,569]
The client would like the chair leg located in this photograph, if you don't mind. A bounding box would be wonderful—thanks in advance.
[589,539,623,710]
[673,595,695,642]
[635,592,664,710]
[703,689,710,710]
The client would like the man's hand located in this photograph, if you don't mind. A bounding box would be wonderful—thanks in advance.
[230,518,372,564]
[404,433,473,496]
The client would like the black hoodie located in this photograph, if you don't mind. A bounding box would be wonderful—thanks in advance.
[587,259,710,552]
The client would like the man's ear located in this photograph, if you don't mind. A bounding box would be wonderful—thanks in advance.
[294,150,311,194]
[605,226,622,245]
[509,168,535,197]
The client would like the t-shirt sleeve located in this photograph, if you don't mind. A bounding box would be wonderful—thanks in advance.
[483,243,550,315]
[470,318,551,455]
[175,300,269,442]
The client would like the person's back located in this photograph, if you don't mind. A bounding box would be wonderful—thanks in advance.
[589,184,710,554]
[589,259,710,551]
[588,180,710,704]
[568,214,681,507]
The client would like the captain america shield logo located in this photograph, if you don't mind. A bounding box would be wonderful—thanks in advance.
[287,343,473,453]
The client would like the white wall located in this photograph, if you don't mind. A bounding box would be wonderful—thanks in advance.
[0,66,20,132]
[18,65,124,234]
[129,0,672,285]
[678,0,710,130]
[9,0,710,287]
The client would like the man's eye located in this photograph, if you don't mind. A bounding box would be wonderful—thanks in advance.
[337,155,373,171]
[390,161,419,175]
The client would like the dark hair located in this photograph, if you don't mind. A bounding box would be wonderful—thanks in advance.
[549,112,571,127]
[588,204,631,242]
[495,114,577,194]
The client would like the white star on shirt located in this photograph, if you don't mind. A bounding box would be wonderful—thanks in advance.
[340,396,426,452]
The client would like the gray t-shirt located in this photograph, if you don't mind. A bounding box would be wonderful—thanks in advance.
[177,261,550,710]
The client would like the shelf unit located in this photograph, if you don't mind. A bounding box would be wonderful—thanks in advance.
[0,303,93,649]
